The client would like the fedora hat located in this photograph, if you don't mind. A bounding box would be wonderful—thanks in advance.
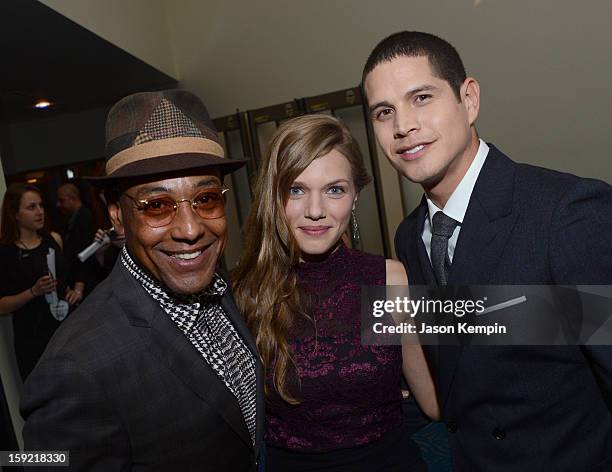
[88,89,247,187]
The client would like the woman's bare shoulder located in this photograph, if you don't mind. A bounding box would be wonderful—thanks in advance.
[385,259,408,285]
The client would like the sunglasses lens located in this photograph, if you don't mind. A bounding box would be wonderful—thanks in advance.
[193,189,226,219]
[141,198,176,227]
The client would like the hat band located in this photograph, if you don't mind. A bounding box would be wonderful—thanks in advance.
[106,137,225,175]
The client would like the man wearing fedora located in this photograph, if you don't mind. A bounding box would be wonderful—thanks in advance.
[20,90,263,471]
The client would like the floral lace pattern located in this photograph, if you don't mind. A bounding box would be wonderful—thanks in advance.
[265,245,402,452]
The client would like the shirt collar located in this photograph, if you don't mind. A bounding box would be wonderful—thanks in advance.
[426,139,489,225]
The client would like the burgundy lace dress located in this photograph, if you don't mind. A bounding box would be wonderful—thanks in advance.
[265,245,426,471]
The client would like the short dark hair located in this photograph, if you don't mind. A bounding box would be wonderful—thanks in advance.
[362,31,467,100]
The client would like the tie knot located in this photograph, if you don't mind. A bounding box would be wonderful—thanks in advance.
[432,211,459,238]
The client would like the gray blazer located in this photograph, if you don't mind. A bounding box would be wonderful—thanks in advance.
[21,260,264,471]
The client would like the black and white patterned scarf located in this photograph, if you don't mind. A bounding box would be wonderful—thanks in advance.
[121,247,256,444]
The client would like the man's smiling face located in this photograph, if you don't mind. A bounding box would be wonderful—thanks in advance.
[109,173,227,295]
[365,55,479,200]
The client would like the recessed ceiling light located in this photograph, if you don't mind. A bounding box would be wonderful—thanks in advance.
[34,100,51,109]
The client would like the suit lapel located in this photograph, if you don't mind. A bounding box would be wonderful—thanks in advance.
[449,145,518,285]
[403,197,437,286]
[111,263,253,449]
[438,145,519,411]
[398,199,441,394]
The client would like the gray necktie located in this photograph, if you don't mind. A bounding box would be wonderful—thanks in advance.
[431,211,459,285]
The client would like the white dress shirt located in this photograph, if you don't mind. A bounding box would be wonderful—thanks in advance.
[422,139,490,263]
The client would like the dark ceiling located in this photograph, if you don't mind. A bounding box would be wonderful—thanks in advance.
[0,0,177,123]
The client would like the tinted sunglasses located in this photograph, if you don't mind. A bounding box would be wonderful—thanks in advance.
[123,186,229,228]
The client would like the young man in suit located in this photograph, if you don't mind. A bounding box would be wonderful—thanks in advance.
[363,31,612,471]
[21,90,263,471]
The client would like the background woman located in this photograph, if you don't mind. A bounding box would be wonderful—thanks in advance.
[0,183,78,381]
[233,115,438,471]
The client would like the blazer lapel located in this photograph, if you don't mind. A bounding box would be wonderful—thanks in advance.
[403,197,437,286]
[399,198,441,395]
[111,263,253,449]
[438,145,519,411]
[449,145,519,286]
[414,204,451,410]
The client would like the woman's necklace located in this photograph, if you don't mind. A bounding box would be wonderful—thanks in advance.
[17,234,41,250]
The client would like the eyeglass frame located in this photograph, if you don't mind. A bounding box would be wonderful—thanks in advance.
[122,185,230,227]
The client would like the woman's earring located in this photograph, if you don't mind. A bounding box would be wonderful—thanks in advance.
[351,209,360,243]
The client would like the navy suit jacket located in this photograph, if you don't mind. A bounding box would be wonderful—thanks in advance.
[395,144,612,471]
[21,260,264,471]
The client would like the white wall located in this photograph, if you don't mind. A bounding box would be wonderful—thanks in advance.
[40,0,176,78]
[163,0,612,217]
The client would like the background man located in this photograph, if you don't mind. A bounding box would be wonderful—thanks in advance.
[21,90,263,471]
[363,31,612,471]
[56,182,94,300]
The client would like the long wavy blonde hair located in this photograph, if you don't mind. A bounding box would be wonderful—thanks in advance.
[232,114,371,403]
